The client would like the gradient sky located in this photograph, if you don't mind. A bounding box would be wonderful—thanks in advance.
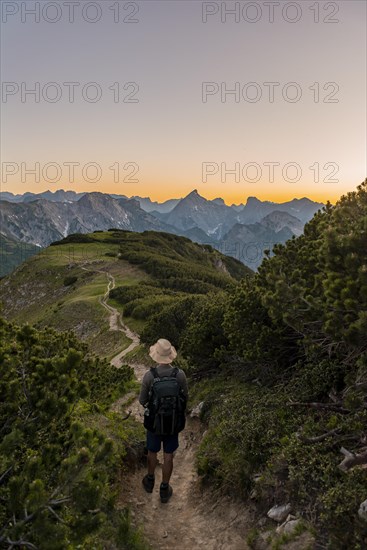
[0,0,366,204]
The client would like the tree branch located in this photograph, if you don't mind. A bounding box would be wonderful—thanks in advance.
[48,497,71,507]
[121,411,131,421]
[338,447,367,471]
[47,506,65,524]
[5,538,38,549]
[297,428,342,443]
[0,467,12,485]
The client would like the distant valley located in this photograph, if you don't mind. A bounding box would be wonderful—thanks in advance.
[0,188,324,275]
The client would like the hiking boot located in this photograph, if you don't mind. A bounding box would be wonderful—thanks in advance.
[160,483,173,503]
[142,474,155,493]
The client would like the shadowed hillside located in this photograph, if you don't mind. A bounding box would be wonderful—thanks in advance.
[0,235,41,277]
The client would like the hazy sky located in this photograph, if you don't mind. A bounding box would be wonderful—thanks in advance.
[1,0,366,204]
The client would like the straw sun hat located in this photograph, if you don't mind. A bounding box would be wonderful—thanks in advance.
[149,338,177,364]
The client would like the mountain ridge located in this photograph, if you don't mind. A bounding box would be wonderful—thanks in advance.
[0,188,324,274]
[0,193,175,248]
[1,187,325,210]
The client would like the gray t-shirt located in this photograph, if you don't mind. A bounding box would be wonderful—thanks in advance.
[139,364,188,406]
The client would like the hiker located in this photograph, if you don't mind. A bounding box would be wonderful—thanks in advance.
[139,338,188,503]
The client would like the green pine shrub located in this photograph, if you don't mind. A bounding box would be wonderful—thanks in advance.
[0,318,142,549]
[184,180,367,547]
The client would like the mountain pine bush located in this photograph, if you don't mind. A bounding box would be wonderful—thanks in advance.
[186,180,367,547]
[0,318,140,549]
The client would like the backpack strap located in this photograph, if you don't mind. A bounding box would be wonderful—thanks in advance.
[150,367,159,379]
[151,366,178,378]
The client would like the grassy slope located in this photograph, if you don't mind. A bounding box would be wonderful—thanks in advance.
[0,238,148,359]
[0,230,251,359]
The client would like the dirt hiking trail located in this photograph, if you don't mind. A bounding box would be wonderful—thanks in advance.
[96,266,252,549]
[98,271,140,366]
[115,375,251,550]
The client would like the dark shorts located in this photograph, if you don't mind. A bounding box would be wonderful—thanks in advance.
[146,431,179,454]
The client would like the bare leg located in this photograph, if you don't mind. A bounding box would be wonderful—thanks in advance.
[162,452,174,484]
[147,451,158,476]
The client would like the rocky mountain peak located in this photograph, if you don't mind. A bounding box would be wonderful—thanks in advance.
[185,189,202,200]
[212,197,225,206]
[246,196,263,205]
[261,210,304,236]
[77,191,111,206]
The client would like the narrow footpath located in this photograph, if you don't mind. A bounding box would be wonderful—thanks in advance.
[99,268,251,549]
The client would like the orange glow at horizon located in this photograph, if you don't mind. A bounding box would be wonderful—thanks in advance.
[1,1,365,213]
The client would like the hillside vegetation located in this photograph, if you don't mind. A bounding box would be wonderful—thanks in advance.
[0,229,251,548]
[105,230,251,340]
[0,318,147,549]
[1,181,366,548]
[162,180,366,548]
[0,230,251,354]
[0,237,146,359]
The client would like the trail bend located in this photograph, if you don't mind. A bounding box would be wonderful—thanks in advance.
[87,263,251,549]
[80,264,140,365]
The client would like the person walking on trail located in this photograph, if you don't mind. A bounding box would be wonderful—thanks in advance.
[139,338,188,503]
